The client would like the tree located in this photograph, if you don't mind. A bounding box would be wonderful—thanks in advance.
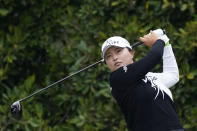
[0,0,197,130]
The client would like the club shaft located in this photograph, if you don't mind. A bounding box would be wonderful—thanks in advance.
[132,41,143,48]
[18,41,142,103]
[19,59,104,102]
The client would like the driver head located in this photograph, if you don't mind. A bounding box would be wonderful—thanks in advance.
[11,101,22,119]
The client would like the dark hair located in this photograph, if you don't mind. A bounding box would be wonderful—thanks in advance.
[126,47,132,51]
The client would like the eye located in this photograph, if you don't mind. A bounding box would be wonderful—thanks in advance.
[105,54,112,60]
[116,48,122,53]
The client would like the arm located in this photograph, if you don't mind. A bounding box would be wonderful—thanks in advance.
[148,44,179,88]
[110,39,165,87]
[163,44,179,87]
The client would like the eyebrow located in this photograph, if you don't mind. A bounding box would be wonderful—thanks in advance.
[105,47,123,56]
[114,47,122,50]
[105,51,111,56]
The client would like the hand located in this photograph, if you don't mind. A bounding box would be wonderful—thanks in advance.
[139,30,160,47]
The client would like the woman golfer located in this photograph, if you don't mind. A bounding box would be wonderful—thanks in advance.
[101,29,184,131]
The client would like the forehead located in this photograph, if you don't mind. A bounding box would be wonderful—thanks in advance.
[105,46,123,54]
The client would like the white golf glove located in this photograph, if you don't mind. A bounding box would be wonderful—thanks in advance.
[153,29,169,43]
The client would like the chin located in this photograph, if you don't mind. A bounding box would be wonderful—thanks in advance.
[114,65,123,71]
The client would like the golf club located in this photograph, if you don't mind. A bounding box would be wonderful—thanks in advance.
[10,34,159,119]
[10,59,104,119]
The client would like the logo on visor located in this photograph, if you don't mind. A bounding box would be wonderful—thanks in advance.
[106,40,119,47]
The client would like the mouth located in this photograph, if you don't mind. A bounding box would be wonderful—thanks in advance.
[114,62,122,67]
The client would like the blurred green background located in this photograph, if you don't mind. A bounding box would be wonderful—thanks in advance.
[0,0,197,130]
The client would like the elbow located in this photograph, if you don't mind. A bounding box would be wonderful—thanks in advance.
[165,72,179,88]
[172,71,180,84]
[174,75,179,84]
[164,67,180,85]
[175,70,180,82]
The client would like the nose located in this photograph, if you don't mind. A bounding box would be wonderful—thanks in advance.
[112,54,118,61]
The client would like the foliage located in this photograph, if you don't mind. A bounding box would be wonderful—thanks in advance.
[0,0,197,130]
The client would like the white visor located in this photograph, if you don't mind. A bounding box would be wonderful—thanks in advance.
[101,36,132,59]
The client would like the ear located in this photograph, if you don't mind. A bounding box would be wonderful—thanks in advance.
[129,50,134,58]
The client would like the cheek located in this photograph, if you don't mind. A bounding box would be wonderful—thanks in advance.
[120,53,133,64]
[105,60,114,70]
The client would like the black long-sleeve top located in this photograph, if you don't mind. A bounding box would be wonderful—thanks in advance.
[109,40,183,131]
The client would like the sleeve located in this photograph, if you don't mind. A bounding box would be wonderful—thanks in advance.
[110,39,165,87]
[147,44,179,88]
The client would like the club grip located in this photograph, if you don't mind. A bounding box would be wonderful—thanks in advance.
[132,41,143,49]
[131,29,166,49]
